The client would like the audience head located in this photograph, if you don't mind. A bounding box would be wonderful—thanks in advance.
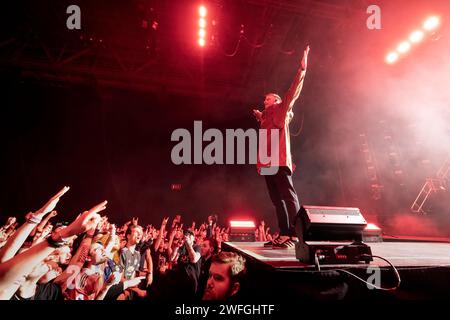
[125,225,143,246]
[202,251,246,300]
[201,238,218,259]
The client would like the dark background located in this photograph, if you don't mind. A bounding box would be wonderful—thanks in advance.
[1,0,449,235]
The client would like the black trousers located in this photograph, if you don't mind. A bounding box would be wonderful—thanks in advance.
[264,167,300,237]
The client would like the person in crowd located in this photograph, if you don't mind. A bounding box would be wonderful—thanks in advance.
[0,186,276,301]
[197,237,218,299]
[202,251,247,300]
[0,187,106,300]
[118,224,146,299]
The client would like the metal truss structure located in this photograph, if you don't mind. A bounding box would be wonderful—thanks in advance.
[411,153,450,214]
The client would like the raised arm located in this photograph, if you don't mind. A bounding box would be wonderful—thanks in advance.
[153,217,168,252]
[0,202,105,298]
[54,202,106,291]
[0,217,16,234]
[275,46,310,127]
[185,235,200,264]
[167,227,177,259]
[0,186,69,263]
[34,210,58,236]
[104,225,119,258]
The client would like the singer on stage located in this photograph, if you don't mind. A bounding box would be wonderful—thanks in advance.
[253,46,310,249]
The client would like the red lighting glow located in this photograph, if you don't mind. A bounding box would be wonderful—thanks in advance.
[385,51,399,64]
[397,41,411,54]
[199,6,207,17]
[229,220,255,228]
[423,16,440,31]
[409,30,424,43]
[197,6,208,47]
[384,15,442,64]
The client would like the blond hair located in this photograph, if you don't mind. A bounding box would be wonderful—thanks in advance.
[212,251,246,282]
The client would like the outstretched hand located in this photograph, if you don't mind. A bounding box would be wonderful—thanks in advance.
[5,217,16,228]
[49,211,58,218]
[35,186,70,218]
[253,109,262,122]
[301,45,310,71]
[60,200,107,237]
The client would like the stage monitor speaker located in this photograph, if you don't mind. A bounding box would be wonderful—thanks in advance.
[294,206,372,264]
[296,205,368,242]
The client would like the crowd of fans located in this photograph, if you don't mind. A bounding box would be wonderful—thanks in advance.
[0,187,259,301]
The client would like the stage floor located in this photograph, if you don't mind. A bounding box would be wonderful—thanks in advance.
[224,239,450,269]
[223,238,450,300]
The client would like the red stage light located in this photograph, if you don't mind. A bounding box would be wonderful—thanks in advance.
[423,16,440,31]
[196,5,209,47]
[199,5,207,17]
[397,41,411,54]
[409,30,424,43]
[229,220,255,228]
[385,51,399,64]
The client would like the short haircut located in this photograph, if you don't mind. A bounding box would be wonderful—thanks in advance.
[211,251,246,284]
[204,238,219,254]
[265,93,282,103]
[125,224,142,237]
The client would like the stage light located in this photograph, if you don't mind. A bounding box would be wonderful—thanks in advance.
[409,30,424,43]
[386,51,399,64]
[397,41,411,53]
[363,223,383,242]
[199,18,206,28]
[199,5,207,17]
[198,38,205,47]
[229,220,255,228]
[423,16,440,31]
[229,220,255,241]
[198,29,206,38]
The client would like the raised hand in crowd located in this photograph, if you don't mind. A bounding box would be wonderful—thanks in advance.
[51,201,107,292]
[2,217,17,230]
[0,186,248,301]
[0,186,69,264]
[0,198,106,299]
[153,217,169,252]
